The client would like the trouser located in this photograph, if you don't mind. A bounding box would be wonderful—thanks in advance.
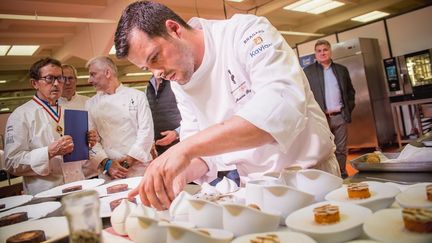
[326,114,348,177]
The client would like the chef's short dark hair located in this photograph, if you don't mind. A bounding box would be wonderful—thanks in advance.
[29,57,62,80]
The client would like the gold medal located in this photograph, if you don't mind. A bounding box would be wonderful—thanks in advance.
[56,125,63,135]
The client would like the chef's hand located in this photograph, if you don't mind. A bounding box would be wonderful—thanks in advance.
[155,130,178,146]
[48,135,74,159]
[128,144,191,210]
[108,158,129,179]
[87,130,99,148]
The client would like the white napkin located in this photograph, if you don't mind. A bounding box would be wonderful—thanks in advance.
[384,144,432,163]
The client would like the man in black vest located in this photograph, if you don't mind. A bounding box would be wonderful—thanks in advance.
[303,39,356,178]
[146,76,181,156]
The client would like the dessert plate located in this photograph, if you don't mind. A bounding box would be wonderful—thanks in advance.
[285,201,372,243]
[0,201,61,222]
[0,216,68,242]
[0,195,33,212]
[94,177,142,197]
[34,178,105,198]
[232,231,316,243]
[395,184,432,208]
[325,181,400,212]
[99,191,142,218]
[363,208,432,243]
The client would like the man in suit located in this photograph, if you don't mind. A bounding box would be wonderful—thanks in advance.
[303,39,356,178]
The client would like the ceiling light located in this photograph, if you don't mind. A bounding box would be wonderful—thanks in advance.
[279,31,324,37]
[283,0,345,14]
[7,45,39,56]
[125,72,153,77]
[77,75,90,79]
[0,108,10,112]
[351,11,390,23]
[0,80,7,84]
[109,45,116,55]
[0,14,116,24]
[226,0,244,2]
[0,45,11,56]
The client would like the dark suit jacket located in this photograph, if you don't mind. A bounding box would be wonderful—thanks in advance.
[303,61,355,123]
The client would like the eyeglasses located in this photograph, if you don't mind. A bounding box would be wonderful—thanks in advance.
[38,75,66,84]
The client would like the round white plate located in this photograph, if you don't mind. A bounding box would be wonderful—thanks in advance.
[232,231,316,243]
[99,191,142,218]
[0,216,68,242]
[94,177,142,197]
[395,184,432,208]
[385,182,431,192]
[285,201,372,243]
[34,178,105,198]
[0,195,33,212]
[363,208,432,243]
[325,181,400,212]
[0,201,61,222]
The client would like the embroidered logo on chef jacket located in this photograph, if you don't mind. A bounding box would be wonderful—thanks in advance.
[250,43,273,58]
[231,81,252,103]
[243,30,264,45]
[253,36,263,45]
[129,98,138,111]
[5,125,14,144]
[228,69,236,84]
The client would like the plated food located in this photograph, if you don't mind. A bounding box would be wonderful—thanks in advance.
[0,195,33,212]
[347,183,371,199]
[231,231,316,243]
[109,198,137,211]
[6,229,46,243]
[94,177,141,197]
[402,208,432,233]
[364,208,432,243]
[396,184,432,208]
[34,179,104,198]
[61,185,82,193]
[107,184,129,194]
[313,204,340,224]
[0,212,28,227]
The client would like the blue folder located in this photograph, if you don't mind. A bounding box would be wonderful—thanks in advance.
[63,109,89,162]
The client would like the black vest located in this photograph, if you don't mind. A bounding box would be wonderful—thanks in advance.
[146,79,181,140]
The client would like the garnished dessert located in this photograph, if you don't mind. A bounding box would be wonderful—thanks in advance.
[426,184,432,202]
[106,184,129,194]
[109,198,137,211]
[0,212,29,227]
[364,153,380,163]
[402,208,432,233]
[6,230,46,243]
[313,204,340,224]
[347,182,371,199]
[250,233,280,243]
[61,185,82,193]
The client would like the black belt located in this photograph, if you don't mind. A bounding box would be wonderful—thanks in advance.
[325,111,341,117]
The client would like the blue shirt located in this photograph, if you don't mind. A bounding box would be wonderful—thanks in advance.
[323,65,342,113]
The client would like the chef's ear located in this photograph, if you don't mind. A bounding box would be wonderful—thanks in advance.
[165,20,182,39]
[30,78,39,90]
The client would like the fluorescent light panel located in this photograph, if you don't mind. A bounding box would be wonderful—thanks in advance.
[283,0,345,14]
[77,75,90,79]
[0,80,7,84]
[279,30,324,37]
[7,45,39,56]
[125,72,153,77]
[0,108,10,112]
[351,11,389,22]
[0,45,11,56]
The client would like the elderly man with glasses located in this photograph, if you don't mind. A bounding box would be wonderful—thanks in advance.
[4,57,97,195]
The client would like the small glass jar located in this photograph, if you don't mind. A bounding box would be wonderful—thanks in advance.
[62,190,103,243]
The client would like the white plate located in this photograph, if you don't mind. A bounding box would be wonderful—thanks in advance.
[0,216,68,242]
[94,177,142,197]
[34,178,105,198]
[395,184,432,208]
[99,191,142,218]
[285,201,372,243]
[0,201,61,222]
[232,231,316,243]
[384,182,431,192]
[325,181,400,212]
[363,208,432,243]
[0,195,33,212]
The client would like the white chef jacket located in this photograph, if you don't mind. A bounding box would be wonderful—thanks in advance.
[59,93,105,179]
[85,84,154,163]
[172,14,340,183]
[4,97,67,195]
[58,93,89,110]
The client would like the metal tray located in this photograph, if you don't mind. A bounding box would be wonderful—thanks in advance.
[350,152,432,172]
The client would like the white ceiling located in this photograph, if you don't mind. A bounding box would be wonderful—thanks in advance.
[0,0,431,112]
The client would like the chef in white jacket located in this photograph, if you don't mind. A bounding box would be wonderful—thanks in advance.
[114,1,340,210]
[85,56,154,179]
[4,58,98,195]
